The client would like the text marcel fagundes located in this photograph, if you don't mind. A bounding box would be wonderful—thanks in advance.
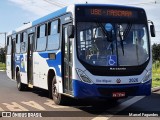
[129,113,159,117]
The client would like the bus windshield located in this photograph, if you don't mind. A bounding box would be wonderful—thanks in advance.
[77,22,149,66]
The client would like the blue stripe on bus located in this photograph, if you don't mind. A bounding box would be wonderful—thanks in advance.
[15,54,25,72]
[15,54,26,73]
[32,7,67,26]
[38,52,61,76]
[72,80,151,99]
[20,55,26,72]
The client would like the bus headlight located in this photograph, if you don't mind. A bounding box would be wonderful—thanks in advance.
[76,68,93,84]
[141,69,152,83]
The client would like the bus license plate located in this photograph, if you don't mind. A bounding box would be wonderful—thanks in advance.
[112,92,125,97]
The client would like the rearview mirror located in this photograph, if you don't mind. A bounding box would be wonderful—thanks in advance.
[67,25,74,38]
[150,24,155,37]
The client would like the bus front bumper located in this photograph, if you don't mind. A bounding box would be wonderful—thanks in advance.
[72,80,151,99]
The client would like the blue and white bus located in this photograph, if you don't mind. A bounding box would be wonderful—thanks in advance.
[6,4,155,104]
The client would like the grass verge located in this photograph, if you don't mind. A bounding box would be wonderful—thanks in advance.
[0,62,6,70]
[152,61,160,88]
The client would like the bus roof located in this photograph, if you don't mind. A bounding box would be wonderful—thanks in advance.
[32,7,67,26]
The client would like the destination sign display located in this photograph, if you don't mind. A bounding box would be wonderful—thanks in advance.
[75,6,146,22]
[85,8,138,18]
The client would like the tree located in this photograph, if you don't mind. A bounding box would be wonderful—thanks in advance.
[152,43,160,63]
[0,47,5,63]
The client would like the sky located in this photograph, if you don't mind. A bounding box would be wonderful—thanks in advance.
[0,0,160,47]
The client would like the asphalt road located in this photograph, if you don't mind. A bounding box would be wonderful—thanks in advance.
[0,71,160,120]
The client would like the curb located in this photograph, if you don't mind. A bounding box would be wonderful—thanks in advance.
[152,86,160,92]
[0,70,5,71]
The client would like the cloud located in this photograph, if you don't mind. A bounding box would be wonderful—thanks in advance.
[71,0,154,5]
[8,0,61,16]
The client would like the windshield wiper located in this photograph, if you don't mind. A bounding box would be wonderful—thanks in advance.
[118,30,124,55]
[95,22,114,53]
[94,22,113,54]
[135,38,139,65]
[95,22,110,38]
[123,23,132,40]
[118,23,132,56]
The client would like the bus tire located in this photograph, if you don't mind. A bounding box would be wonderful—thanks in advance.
[52,76,65,105]
[16,71,27,91]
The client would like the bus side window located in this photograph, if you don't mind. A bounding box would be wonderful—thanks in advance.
[36,24,47,51]
[7,37,11,55]
[21,32,28,53]
[16,34,21,54]
[47,20,60,50]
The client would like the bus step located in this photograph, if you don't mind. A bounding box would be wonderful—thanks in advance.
[28,84,33,88]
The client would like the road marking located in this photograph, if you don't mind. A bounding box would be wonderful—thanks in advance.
[21,101,46,110]
[2,102,29,111]
[152,87,160,92]
[0,107,4,111]
[109,96,145,112]
[92,117,110,120]
[44,99,69,108]
[92,96,145,120]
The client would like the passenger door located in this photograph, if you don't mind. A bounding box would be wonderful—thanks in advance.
[62,24,73,94]
[27,34,34,87]
[11,39,16,79]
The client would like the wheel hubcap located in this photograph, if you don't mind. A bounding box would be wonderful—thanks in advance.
[52,84,58,99]
[17,75,20,88]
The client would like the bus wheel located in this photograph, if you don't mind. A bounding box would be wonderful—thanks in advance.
[16,71,27,91]
[52,76,65,105]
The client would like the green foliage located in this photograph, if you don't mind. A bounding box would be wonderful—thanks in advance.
[152,61,160,87]
[0,47,5,63]
[0,47,6,70]
[152,43,160,62]
[0,62,5,70]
